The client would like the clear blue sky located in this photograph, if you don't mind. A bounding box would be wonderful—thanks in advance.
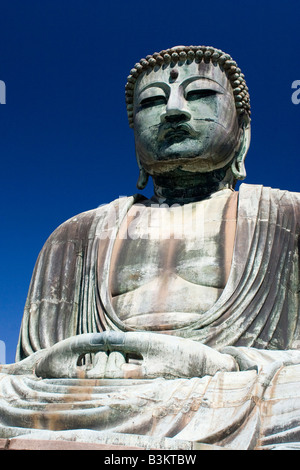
[1,0,300,363]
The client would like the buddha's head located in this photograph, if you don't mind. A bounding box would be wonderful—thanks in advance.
[125,46,251,194]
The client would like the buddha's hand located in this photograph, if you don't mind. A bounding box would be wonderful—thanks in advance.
[34,331,238,379]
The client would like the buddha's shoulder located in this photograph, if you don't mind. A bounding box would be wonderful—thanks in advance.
[240,183,300,202]
[46,195,136,244]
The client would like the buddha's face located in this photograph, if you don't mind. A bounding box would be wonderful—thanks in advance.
[133,60,241,175]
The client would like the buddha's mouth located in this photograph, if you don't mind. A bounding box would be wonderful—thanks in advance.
[159,123,197,142]
[165,129,190,142]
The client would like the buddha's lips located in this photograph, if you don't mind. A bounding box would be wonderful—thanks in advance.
[158,124,197,141]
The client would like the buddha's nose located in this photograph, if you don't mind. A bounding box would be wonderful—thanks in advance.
[160,92,191,124]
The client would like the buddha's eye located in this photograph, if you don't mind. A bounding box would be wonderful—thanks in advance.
[186,89,217,101]
[139,95,167,109]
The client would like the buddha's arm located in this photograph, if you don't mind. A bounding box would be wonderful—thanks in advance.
[222,346,300,371]
[0,349,46,375]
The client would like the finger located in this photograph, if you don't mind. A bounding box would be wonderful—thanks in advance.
[104,352,126,379]
[87,332,126,351]
[95,331,151,355]
[123,332,188,358]
[86,351,108,378]
[86,331,165,357]
[54,332,126,355]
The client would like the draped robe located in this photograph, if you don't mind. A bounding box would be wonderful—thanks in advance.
[1,183,300,450]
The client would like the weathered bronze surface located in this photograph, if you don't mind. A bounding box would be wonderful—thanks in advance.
[1,45,300,450]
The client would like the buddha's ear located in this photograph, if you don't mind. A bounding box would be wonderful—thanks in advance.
[135,149,149,190]
[231,118,251,181]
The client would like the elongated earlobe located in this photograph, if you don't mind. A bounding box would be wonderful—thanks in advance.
[137,167,149,190]
[231,154,247,181]
[231,122,251,181]
[135,148,149,190]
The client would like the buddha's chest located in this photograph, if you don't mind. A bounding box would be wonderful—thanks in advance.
[110,192,237,296]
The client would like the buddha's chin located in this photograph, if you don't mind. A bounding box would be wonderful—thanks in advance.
[143,143,236,176]
[145,154,223,176]
[158,138,206,160]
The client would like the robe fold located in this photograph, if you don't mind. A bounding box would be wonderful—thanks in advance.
[1,183,300,450]
[16,183,300,358]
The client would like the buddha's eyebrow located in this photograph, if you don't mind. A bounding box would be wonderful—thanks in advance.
[137,76,226,96]
[181,75,226,90]
[137,82,170,95]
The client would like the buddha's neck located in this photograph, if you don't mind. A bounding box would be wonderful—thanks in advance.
[151,167,235,205]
